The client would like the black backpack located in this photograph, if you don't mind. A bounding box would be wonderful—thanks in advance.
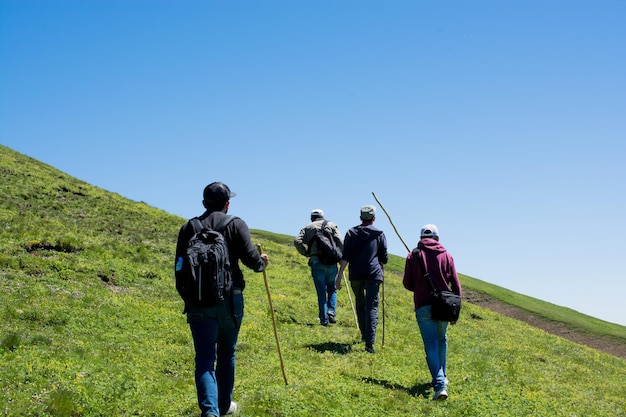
[315,220,342,265]
[180,215,235,306]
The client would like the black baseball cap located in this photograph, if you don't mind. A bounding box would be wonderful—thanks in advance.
[203,182,236,207]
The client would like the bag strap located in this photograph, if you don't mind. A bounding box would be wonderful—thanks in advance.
[312,219,328,247]
[214,215,235,233]
[414,248,436,292]
[189,215,235,234]
[415,248,452,292]
[189,218,204,234]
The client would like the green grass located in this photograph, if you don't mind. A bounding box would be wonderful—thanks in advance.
[460,274,626,342]
[1,144,625,416]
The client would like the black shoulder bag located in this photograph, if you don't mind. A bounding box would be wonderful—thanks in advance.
[414,249,462,322]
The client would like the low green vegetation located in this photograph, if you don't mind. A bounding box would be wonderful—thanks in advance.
[461,274,626,342]
[1,145,625,416]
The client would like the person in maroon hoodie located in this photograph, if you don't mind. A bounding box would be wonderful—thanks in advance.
[403,224,462,401]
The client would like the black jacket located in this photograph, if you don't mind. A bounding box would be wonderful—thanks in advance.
[175,210,266,298]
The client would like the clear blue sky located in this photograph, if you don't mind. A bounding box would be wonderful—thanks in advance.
[2,1,625,326]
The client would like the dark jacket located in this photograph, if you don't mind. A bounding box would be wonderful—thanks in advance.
[403,238,462,310]
[342,224,388,281]
[175,210,266,299]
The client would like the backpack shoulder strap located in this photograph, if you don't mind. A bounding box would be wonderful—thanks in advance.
[189,215,237,234]
[189,218,204,234]
[214,215,236,233]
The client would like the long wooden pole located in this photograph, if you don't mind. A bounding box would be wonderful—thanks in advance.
[372,192,411,252]
[372,192,412,348]
[342,271,359,331]
[257,244,288,385]
[381,273,385,347]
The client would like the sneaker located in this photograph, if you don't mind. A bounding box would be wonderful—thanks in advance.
[221,401,237,416]
[328,314,336,324]
[365,346,376,354]
[432,388,448,401]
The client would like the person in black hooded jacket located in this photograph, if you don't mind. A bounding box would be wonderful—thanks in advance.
[336,205,388,353]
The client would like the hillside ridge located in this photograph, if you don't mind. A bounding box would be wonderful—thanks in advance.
[2,143,624,359]
[465,289,626,359]
[2,144,626,416]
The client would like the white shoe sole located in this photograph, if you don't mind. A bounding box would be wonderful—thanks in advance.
[433,389,448,401]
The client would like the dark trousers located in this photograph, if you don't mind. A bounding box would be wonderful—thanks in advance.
[350,279,381,348]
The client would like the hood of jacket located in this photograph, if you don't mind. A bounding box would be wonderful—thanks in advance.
[350,224,383,241]
[417,237,447,255]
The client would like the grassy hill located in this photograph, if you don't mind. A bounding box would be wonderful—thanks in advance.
[1,144,625,416]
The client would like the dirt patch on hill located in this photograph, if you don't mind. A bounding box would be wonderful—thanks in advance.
[464,289,626,360]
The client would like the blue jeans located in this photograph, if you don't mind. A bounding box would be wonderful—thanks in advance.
[309,259,338,324]
[350,279,380,349]
[415,305,448,391]
[187,290,244,417]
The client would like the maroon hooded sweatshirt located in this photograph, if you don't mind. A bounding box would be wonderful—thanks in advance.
[403,237,462,310]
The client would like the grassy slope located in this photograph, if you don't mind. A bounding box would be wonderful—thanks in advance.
[1,145,625,417]
[460,274,626,342]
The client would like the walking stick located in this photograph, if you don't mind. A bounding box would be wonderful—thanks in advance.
[371,192,411,253]
[257,244,288,385]
[380,271,385,347]
[372,192,412,348]
[342,271,359,331]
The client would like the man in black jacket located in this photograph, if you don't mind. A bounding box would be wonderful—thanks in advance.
[336,205,388,353]
[175,182,268,417]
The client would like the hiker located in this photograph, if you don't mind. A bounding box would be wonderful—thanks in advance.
[402,224,462,401]
[294,209,344,325]
[336,205,388,353]
[175,181,269,417]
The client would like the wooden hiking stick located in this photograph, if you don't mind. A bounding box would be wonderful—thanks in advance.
[372,192,411,253]
[342,271,360,331]
[372,192,412,348]
[257,244,288,385]
[380,270,385,347]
